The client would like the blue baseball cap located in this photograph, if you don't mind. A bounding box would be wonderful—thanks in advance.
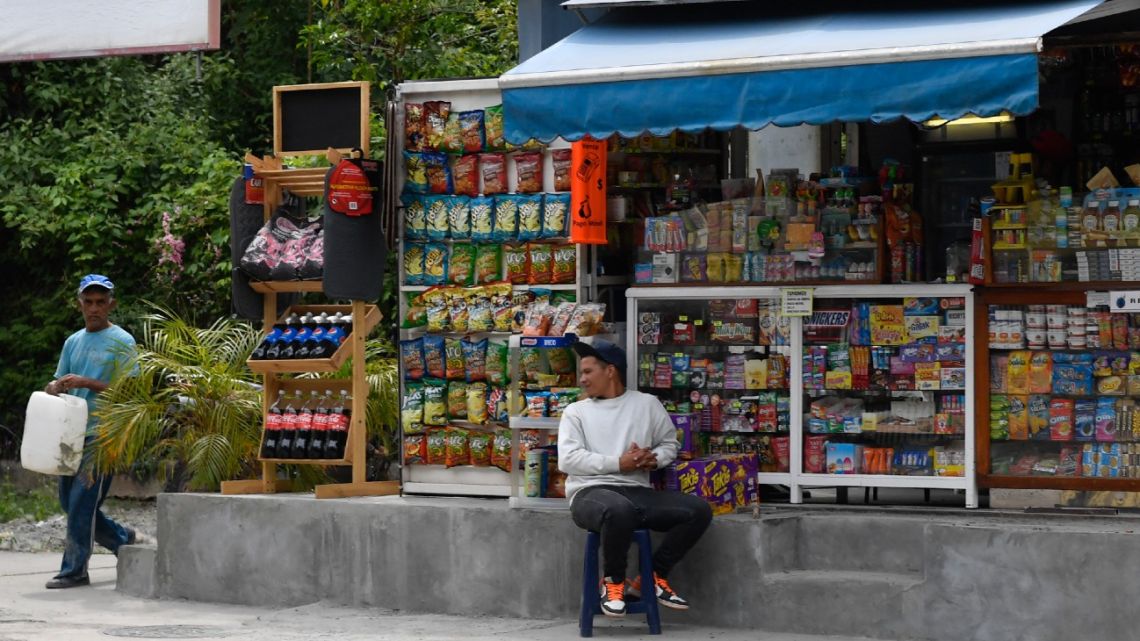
[572,339,626,377]
[78,274,114,294]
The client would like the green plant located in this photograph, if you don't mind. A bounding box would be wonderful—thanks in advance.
[0,482,60,523]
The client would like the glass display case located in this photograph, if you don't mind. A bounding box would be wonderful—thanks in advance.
[977,288,1140,491]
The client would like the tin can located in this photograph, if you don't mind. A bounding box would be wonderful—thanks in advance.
[524,449,549,498]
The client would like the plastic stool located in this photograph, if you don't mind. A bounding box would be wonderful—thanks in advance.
[579,529,661,637]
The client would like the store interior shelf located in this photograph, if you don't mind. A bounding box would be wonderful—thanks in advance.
[797,474,969,488]
[981,281,1140,290]
[509,496,569,509]
[257,456,349,465]
[756,472,794,485]
[403,481,511,497]
[402,283,579,292]
[249,280,324,293]
[609,148,722,156]
[509,416,561,430]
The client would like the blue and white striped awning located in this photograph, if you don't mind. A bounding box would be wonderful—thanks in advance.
[499,0,1104,143]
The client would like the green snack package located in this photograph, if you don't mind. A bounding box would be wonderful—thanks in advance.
[423,379,447,426]
[475,244,503,284]
[449,243,476,286]
[486,340,510,386]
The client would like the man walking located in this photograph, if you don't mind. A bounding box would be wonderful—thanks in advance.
[558,339,712,617]
[43,274,139,589]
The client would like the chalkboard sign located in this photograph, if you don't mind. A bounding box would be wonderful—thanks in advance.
[273,81,370,156]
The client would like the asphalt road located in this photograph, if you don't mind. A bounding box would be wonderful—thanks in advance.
[0,551,892,641]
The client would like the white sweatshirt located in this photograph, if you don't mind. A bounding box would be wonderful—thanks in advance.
[557,390,679,504]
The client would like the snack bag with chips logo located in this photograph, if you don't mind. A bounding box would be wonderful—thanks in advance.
[327,157,375,216]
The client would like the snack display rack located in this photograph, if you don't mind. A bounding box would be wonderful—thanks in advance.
[626,284,978,507]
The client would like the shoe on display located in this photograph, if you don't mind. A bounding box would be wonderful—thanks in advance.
[628,572,690,611]
[599,576,626,617]
[45,575,90,589]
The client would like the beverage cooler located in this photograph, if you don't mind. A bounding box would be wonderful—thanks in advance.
[627,284,978,507]
[976,288,1140,491]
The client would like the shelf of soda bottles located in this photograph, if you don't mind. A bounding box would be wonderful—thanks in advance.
[257,378,354,464]
[247,304,381,374]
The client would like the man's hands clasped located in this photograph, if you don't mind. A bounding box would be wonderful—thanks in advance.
[619,442,658,472]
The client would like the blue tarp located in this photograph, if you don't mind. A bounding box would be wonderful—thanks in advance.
[499,1,1102,143]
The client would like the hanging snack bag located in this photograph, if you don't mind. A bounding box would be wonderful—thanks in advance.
[459,110,487,154]
[423,379,448,426]
[403,434,426,465]
[400,337,426,380]
[452,154,479,198]
[467,382,489,424]
[445,337,466,380]
[552,246,577,284]
[469,430,492,466]
[425,152,453,194]
[463,337,489,382]
[425,195,450,240]
[423,334,446,379]
[492,428,513,471]
[515,152,543,193]
[422,243,448,285]
[518,194,544,241]
[489,282,515,332]
[505,244,530,284]
[475,244,503,284]
[449,294,470,332]
[425,428,447,465]
[440,113,464,154]
[402,194,427,240]
[542,193,571,238]
[486,341,510,386]
[470,196,495,241]
[551,149,572,192]
[405,102,426,152]
[403,243,425,285]
[468,294,494,333]
[426,298,451,333]
[402,291,427,329]
[528,243,554,284]
[403,151,430,193]
[424,101,451,150]
[547,345,575,375]
[523,303,555,336]
[493,194,520,242]
[564,303,605,336]
[480,153,508,195]
[549,389,580,418]
[521,346,550,384]
[401,383,424,432]
[485,105,506,151]
[447,381,468,420]
[445,427,470,467]
[448,195,471,239]
[526,391,550,418]
[549,302,577,337]
[448,243,476,287]
[487,386,509,423]
[552,290,577,305]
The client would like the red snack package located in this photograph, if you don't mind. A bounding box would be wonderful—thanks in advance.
[515,151,543,193]
[528,242,553,284]
[424,101,451,151]
[551,148,571,192]
[425,428,447,465]
[452,154,478,197]
[468,430,492,467]
[403,434,426,465]
[480,153,507,195]
[405,102,426,152]
[491,428,513,472]
[445,427,470,468]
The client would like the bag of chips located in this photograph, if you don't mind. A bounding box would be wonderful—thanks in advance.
[448,196,471,239]
[525,391,549,418]
[440,112,464,155]
[515,152,543,193]
[492,295,514,332]
[405,102,426,152]
[423,334,446,379]
[486,341,510,386]
[487,386,509,423]
[547,302,576,337]
[424,101,451,150]
[401,383,424,432]
[449,294,469,333]
[474,244,502,284]
[422,243,448,286]
[564,302,605,336]
[445,337,466,380]
[403,243,425,285]
[551,148,572,192]
[541,193,570,238]
[520,347,550,384]
[448,243,476,287]
[463,337,489,382]
[522,303,555,337]
[425,151,453,194]
[492,428,513,471]
[504,244,529,284]
[528,243,554,284]
[403,151,430,194]
[445,427,470,467]
[425,428,447,465]
[402,194,427,240]
[493,194,519,242]
[423,379,447,426]
[468,430,492,466]
[484,105,506,151]
[548,389,580,418]
[452,154,478,198]
[480,153,507,195]
[403,434,426,465]
[425,195,449,240]
[400,337,425,380]
[547,345,575,375]
[402,291,427,329]
[467,382,489,424]
[426,298,451,333]
[552,245,576,284]
[517,194,543,241]
[459,110,486,154]
[447,381,468,420]
[470,196,494,242]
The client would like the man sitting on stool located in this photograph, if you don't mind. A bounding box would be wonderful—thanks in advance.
[558,339,712,617]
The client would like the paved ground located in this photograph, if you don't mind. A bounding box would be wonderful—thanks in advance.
[0,551,895,641]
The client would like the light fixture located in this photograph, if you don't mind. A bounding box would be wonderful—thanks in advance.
[923,112,1015,128]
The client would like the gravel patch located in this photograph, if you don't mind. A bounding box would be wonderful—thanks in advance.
[0,499,157,553]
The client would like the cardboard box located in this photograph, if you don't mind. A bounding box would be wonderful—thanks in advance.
[652,253,678,283]
[826,443,863,474]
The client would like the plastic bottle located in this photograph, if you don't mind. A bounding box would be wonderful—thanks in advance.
[303,313,331,359]
[1082,200,1101,233]
[260,390,285,459]
[275,393,298,458]
[282,313,314,359]
[1103,200,1121,233]
[1124,200,1140,233]
[265,315,298,360]
[324,390,351,459]
[291,391,317,458]
[308,390,332,459]
[251,323,284,360]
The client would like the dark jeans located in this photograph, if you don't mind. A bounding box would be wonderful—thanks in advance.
[570,485,712,582]
[57,473,129,579]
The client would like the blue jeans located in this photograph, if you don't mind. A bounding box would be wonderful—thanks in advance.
[56,473,129,579]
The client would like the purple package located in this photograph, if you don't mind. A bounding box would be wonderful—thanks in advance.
[890,357,916,376]
[935,342,966,363]
[670,413,697,456]
[663,459,708,497]
[899,343,937,363]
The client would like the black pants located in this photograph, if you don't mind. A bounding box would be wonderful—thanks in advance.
[570,485,712,582]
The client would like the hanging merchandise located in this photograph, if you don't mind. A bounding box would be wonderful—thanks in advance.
[323,151,386,301]
[570,138,608,244]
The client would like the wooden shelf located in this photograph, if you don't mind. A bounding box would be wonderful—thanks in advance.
[258,456,350,465]
[249,280,324,293]
[246,304,379,374]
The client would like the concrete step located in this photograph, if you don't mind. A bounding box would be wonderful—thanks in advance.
[770,515,928,575]
[760,569,924,640]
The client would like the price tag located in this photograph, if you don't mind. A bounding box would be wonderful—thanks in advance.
[781,287,814,317]
[694,319,704,326]
[679,315,688,321]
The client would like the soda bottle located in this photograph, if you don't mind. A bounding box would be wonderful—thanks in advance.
[300,313,329,359]
[265,315,298,360]
[322,313,346,354]
[251,323,285,360]
[276,392,298,458]
[325,390,351,459]
[291,391,318,458]
[308,390,332,459]
[260,390,285,458]
[282,314,314,359]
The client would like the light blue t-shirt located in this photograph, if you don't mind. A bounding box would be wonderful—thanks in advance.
[54,325,136,431]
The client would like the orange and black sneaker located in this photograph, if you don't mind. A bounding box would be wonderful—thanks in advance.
[628,573,690,610]
[599,576,626,617]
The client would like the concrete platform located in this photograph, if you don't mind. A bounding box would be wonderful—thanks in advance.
[121,493,1140,641]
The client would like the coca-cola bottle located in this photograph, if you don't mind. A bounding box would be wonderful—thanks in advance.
[308,390,332,459]
[324,390,351,459]
[260,390,285,458]
[291,391,318,458]
[276,392,298,458]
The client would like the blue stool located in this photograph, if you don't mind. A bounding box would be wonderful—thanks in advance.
[579,528,661,637]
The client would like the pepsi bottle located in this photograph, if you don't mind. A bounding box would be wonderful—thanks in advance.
[266,315,298,360]
[282,314,313,359]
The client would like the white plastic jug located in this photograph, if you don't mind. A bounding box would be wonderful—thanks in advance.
[21,391,88,476]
